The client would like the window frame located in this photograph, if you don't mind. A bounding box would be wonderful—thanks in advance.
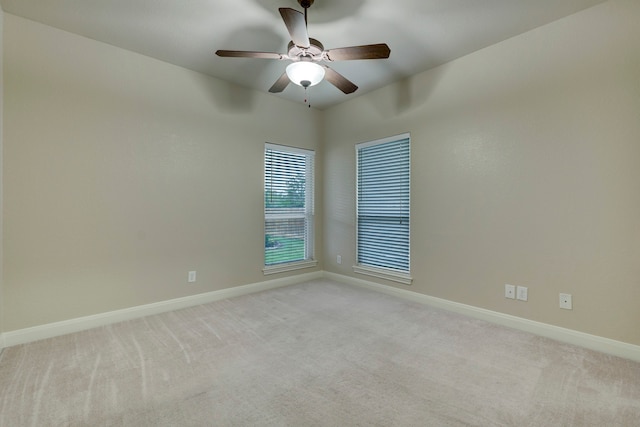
[263,143,317,275]
[354,133,412,285]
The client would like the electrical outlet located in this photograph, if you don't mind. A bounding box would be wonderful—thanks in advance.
[505,284,516,299]
[188,271,197,283]
[337,255,342,265]
[517,286,528,301]
[559,293,572,310]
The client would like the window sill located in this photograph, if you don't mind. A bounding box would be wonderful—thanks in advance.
[353,265,413,285]
[263,260,318,275]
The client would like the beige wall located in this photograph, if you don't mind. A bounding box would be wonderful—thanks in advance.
[0,7,4,340]
[2,14,322,331]
[3,1,639,347]
[323,0,640,345]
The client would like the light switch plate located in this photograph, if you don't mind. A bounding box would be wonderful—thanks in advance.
[517,286,528,301]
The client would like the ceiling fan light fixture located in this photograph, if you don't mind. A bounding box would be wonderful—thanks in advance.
[286,61,325,87]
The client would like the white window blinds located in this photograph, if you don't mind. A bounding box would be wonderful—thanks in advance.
[264,144,314,267]
[356,134,410,273]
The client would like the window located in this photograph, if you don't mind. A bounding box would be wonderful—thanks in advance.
[355,134,412,284]
[264,143,316,274]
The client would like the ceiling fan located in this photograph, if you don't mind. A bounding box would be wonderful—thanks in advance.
[215,0,390,96]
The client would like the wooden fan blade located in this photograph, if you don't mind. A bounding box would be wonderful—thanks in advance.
[269,72,291,93]
[279,8,310,49]
[323,67,358,94]
[216,50,284,60]
[325,43,391,61]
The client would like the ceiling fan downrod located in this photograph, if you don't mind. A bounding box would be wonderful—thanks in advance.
[298,0,313,26]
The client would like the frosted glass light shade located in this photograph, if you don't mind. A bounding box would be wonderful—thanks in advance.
[286,62,325,87]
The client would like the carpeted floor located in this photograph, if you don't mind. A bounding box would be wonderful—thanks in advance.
[1,279,639,426]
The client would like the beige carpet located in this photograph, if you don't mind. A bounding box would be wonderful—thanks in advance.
[1,279,639,426]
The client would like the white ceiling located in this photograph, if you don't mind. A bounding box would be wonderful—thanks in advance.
[1,0,606,109]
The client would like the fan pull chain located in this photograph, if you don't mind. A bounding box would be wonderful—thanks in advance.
[304,87,311,108]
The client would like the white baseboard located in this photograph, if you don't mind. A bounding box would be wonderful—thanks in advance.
[3,270,639,363]
[324,271,640,363]
[1,271,323,348]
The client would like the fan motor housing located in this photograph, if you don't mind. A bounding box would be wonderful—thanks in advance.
[288,38,324,59]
